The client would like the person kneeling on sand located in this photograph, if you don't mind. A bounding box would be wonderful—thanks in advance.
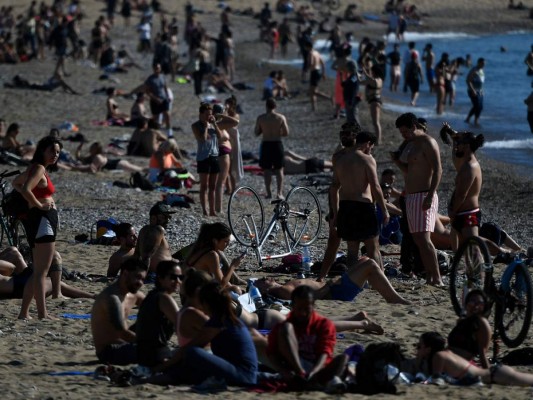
[254,256,410,304]
[91,257,146,365]
[267,285,347,387]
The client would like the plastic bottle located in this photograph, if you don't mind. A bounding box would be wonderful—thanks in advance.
[302,244,312,273]
[249,285,265,310]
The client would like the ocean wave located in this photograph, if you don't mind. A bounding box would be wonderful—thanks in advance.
[484,138,533,149]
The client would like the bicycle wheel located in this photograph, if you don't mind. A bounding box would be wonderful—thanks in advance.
[227,186,264,247]
[497,262,533,348]
[449,236,492,317]
[285,186,322,246]
[12,219,32,264]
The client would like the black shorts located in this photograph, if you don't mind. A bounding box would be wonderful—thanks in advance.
[12,267,33,299]
[479,222,507,246]
[310,69,322,87]
[97,342,138,366]
[408,80,420,93]
[451,209,481,232]
[150,99,170,116]
[259,141,284,170]
[336,200,379,241]
[103,159,121,170]
[304,157,324,174]
[24,207,58,248]
[197,156,221,174]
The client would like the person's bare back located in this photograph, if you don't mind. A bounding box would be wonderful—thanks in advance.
[255,110,289,141]
[135,224,173,272]
[333,147,374,203]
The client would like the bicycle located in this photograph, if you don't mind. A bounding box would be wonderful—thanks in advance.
[0,169,32,263]
[227,186,322,268]
[449,236,533,355]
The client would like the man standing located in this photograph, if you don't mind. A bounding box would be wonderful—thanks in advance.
[91,257,146,365]
[305,41,332,111]
[255,98,289,199]
[107,223,137,277]
[267,285,347,386]
[465,58,485,127]
[422,43,435,93]
[394,113,443,285]
[442,124,485,250]
[134,202,177,275]
[330,130,389,269]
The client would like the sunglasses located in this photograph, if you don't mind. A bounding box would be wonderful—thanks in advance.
[168,273,184,281]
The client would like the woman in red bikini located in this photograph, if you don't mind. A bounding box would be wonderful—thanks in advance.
[13,136,62,319]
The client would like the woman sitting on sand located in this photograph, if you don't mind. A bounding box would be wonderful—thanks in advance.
[1,122,36,160]
[106,87,130,126]
[151,281,258,387]
[136,260,181,368]
[416,331,533,386]
[147,139,186,183]
[447,289,491,368]
[70,141,145,173]
[184,223,244,294]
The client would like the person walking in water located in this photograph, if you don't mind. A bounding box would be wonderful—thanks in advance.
[465,58,485,126]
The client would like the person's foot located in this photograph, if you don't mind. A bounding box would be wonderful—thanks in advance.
[352,311,368,321]
[17,314,32,320]
[361,318,384,335]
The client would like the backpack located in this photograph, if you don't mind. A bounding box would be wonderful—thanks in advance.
[354,342,405,395]
[130,172,154,191]
[2,189,29,218]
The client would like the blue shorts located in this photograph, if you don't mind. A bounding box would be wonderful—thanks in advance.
[329,273,363,301]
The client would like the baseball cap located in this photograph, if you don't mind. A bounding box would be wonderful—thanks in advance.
[149,202,177,216]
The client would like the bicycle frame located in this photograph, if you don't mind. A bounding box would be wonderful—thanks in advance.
[245,200,309,268]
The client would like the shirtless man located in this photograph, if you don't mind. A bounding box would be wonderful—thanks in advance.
[440,123,485,251]
[330,130,389,269]
[393,113,443,285]
[422,43,435,93]
[91,257,146,365]
[283,150,332,175]
[127,118,167,157]
[305,41,332,111]
[255,98,289,199]
[108,223,137,277]
[134,202,177,275]
[255,257,409,304]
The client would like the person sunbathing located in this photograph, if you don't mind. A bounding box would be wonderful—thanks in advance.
[69,141,145,173]
[254,256,410,304]
[283,150,333,175]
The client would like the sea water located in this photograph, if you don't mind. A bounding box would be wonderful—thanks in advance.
[265,31,533,172]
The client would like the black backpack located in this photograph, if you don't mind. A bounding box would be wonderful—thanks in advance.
[130,172,154,191]
[2,189,29,218]
[354,342,405,395]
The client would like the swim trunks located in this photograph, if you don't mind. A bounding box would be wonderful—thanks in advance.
[24,207,58,247]
[329,272,363,301]
[451,208,481,232]
[96,342,138,366]
[259,141,284,170]
[103,159,121,170]
[405,191,438,233]
[336,200,379,241]
[304,157,324,174]
[310,69,322,87]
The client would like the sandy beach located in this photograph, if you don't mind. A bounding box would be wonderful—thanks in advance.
[0,0,532,398]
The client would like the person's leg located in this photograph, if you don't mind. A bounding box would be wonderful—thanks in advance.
[263,170,273,198]
[309,86,318,111]
[19,242,55,319]
[273,322,305,375]
[370,103,381,144]
[450,227,460,252]
[475,93,483,125]
[330,314,384,334]
[58,282,94,298]
[117,159,144,173]
[199,173,209,215]
[348,258,410,304]
[0,247,27,275]
[0,260,16,276]
[412,232,442,285]
[208,172,218,216]
[49,250,62,298]
[346,240,360,267]
[274,168,284,199]
[318,219,341,280]
[488,364,533,386]
[363,236,383,270]
[309,354,348,384]
[215,155,230,213]
[466,91,477,122]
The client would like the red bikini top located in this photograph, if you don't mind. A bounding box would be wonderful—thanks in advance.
[31,172,55,198]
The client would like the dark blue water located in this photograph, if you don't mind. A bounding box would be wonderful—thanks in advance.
[267,31,533,171]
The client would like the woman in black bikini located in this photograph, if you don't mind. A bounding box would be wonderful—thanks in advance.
[360,65,383,144]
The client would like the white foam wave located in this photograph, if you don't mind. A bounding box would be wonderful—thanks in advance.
[483,138,533,149]
[259,58,302,66]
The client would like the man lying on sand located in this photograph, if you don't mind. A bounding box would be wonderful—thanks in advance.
[254,257,410,304]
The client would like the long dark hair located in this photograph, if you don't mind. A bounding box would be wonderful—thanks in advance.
[32,136,63,172]
[198,281,239,326]
[181,267,212,300]
[420,331,446,374]
[186,223,232,265]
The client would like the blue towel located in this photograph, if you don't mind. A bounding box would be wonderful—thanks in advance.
[61,313,137,320]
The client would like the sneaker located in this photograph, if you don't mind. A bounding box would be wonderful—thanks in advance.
[325,376,346,394]
[191,376,227,394]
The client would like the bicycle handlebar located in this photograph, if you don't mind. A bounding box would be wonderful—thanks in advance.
[0,170,20,179]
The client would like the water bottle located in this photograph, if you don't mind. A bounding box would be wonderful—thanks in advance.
[302,244,312,273]
[249,285,265,310]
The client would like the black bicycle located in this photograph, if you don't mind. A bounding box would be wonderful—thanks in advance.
[449,236,533,350]
[0,170,32,263]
